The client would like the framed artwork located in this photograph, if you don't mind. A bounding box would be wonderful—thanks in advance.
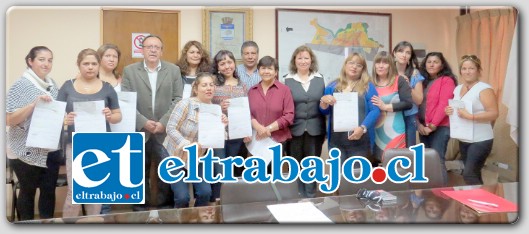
[203,8,253,62]
[276,9,391,83]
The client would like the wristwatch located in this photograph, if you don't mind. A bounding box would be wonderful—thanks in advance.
[360,125,367,134]
[267,125,273,131]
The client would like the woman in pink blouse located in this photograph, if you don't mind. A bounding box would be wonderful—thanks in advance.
[417,52,457,185]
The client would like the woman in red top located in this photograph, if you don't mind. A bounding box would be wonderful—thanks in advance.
[417,52,457,186]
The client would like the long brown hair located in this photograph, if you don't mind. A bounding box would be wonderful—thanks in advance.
[335,53,370,96]
[177,40,211,76]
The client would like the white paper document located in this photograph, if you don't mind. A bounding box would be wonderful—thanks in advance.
[182,84,192,99]
[73,100,106,133]
[198,103,225,148]
[110,92,137,132]
[26,100,67,150]
[448,99,474,141]
[333,92,359,132]
[227,97,252,139]
[267,202,333,223]
[246,130,278,166]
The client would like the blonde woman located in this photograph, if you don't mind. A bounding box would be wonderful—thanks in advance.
[320,53,380,165]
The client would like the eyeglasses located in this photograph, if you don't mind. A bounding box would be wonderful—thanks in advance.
[346,61,364,69]
[143,45,162,51]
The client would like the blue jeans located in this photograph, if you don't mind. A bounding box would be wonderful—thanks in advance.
[419,126,450,186]
[211,138,244,202]
[404,115,417,147]
[170,166,212,208]
[459,139,493,185]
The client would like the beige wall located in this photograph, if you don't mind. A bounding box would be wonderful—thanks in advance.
[7,6,461,88]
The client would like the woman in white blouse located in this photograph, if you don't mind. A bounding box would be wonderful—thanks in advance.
[445,55,498,185]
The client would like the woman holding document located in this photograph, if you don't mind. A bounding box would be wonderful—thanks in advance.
[248,56,295,147]
[444,55,498,185]
[163,72,227,208]
[320,53,380,167]
[283,46,326,198]
[417,52,457,186]
[211,50,249,201]
[370,51,412,163]
[58,48,122,217]
[6,46,62,220]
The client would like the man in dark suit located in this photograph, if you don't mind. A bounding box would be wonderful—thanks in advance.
[122,35,183,211]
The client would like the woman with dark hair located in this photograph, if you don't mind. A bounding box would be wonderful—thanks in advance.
[177,41,211,98]
[370,51,412,162]
[97,44,122,91]
[445,55,498,185]
[6,46,62,220]
[418,52,457,185]
[392,41,425,147]
[248,56,294,159]
[59,48,122,217]
[283,45,325,198]
[210,50,249,202]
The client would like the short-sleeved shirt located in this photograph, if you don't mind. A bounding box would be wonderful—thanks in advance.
[7,76,60,167]
[57,79,120,143]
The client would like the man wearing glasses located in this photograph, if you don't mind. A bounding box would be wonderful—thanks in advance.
[122,34,183,211]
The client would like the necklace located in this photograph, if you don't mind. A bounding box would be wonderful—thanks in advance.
[347,80,360,92]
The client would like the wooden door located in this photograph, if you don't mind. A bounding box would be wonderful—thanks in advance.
[102,9,180,76]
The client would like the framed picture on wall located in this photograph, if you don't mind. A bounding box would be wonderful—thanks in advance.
[276,9,391,83]
[203,8,253,62]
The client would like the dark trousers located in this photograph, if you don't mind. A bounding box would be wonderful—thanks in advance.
[212,138,244,202]
[133,137,173,211]
[419,126,450,185]
[289,132,325,198]
[11,150,61,220]
[460,139,493,185]
[404,114,418,147]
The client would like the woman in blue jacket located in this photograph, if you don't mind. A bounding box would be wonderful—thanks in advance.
[319,53,380,166]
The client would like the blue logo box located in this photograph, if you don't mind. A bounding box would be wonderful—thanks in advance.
[72,133,145,204]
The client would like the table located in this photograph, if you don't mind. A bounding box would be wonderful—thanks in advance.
[16,182,518,224]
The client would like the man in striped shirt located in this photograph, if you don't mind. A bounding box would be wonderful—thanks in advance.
[237,41,261,90]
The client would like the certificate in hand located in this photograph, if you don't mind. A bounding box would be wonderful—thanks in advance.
[246,130,278,166]
[110,92,137,132]
[73,100,106,133]
[448,99,473,141]
[198,103,225,148]
[227,97,252,140]
[26,100,67,150]
[333,92,359,132]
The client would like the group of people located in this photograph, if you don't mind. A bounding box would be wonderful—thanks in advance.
[6,35,499,221]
